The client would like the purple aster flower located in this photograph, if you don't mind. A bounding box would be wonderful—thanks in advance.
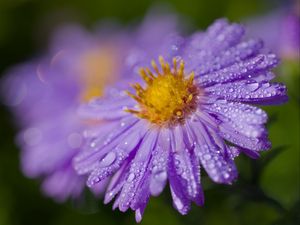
[1,25,122,201]
[1,12,180,202]
[245,4,300,60]
[74,18,288,222]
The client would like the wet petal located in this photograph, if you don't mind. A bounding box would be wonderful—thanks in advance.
[197,54,278,87]
[186,19,244,53]
[85,123,148,186]
[219,122,270,151]
[206,79,287,105]
[186,39,264,75]
[74,117,139,174]
[204,100,268,125]
[190,121,238,184]
[78,95,135,120]
[104,160,131,204]
[170,126,204,205]
[117,131,158,212]
[167,130,191,215]
[149,144,169,196]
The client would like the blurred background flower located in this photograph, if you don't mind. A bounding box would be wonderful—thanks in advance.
[0,0,299,225]
[0,23,132,203]
[245,1,299,61]
[0,9,181,202]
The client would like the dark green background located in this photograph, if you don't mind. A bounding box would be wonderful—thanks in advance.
[0,0,299,225]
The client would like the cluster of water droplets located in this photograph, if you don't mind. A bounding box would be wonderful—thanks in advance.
[198,54,277,87]
[207,78,286,103]
[203,101,269,150]
[219,125,269,151]
[206,101,267,139]
[86,132,141,185]
[149,146,168,196]
[173,148,201,200]
[87,149,127,187]
[189,38,263,76]
[117,161,147,210]
[195,143,236,183]
[210,101,267,123]
[74,118,139,176]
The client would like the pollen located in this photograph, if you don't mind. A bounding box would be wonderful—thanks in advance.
[125,56,199,127]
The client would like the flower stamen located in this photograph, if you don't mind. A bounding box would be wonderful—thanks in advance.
[125,56,200,127]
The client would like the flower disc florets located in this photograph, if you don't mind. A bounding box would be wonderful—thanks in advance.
[126,56,199,127]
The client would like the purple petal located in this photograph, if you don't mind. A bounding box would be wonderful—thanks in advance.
[135,206,146,223]
[197,54,278,87]
[219,123,270,151]
[78,96,135,121]
[117,131,158,212]
[204,100,268,125]
[104,159,131,204]
[186,38,264,75]
[203,104,267,139]
[169,185,191,215]
[74,117,139,174]
[170,126,204,205]
[194,109,269,152]
[189,22,244,54]
[167,132,191,215]
[85,122,148,186]
[149,143,169,196]
[239,147,261,159]
[189,121,238,184]
[206,79,288,105]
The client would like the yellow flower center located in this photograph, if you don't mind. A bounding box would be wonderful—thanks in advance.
[79,45,119,102]
[126,56,199,127]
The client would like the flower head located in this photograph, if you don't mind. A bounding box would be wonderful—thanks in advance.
[126,57,199,126]
[75,18,287,221]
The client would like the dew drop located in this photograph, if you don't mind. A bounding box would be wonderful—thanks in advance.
[99,152,116,167]
[223,172,230,179]
[255,108,263,115]
[90,140,97,148]
[154,171,167,182]
[203,154,211,160]
[127,173,135,182]
[262,82,270,88]
[246,82,259,91]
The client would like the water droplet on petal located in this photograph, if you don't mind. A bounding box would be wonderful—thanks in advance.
[246,82,259,91]
[99,152,116,167]
[255,108,263,115]
[127,173,135,182]
[223,172,230,179]
[154,171,167,182]
[203,154,211,160]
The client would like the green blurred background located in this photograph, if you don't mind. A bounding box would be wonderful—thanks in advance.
[0,0,299,225]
